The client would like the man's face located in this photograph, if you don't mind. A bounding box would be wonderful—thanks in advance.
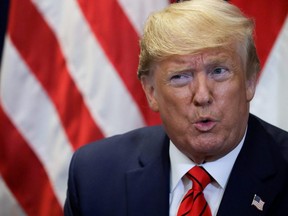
[141,48,256,163]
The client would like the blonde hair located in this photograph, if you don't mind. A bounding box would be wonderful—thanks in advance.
[137,0,260,79]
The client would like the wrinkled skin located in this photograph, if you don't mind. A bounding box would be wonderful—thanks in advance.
[141,48,257,164]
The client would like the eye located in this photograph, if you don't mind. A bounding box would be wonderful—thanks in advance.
[213,67,227,74]
[210,67,231,81]
[169,73,192,87]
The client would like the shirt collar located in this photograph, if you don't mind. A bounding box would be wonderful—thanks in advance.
[169,130,246,192]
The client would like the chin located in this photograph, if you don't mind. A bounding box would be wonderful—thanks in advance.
[187,140,226,160]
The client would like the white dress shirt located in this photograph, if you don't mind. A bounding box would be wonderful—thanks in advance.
[169,133,246,216]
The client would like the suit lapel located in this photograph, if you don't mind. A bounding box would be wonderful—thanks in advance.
[217,115,281,215]
[126,130,170,216]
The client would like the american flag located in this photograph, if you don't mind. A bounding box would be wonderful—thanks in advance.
[0,0,287,215]
[251,194,265,211]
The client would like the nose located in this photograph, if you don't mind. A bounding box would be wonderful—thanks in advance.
[191,74,212,107]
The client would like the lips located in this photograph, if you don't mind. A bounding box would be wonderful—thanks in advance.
[193,117,217,132]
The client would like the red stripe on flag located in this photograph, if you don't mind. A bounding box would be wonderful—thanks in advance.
[8,0,104,149]
[77,0,161,125]
[230,0,288,70]
[0,106,63,216]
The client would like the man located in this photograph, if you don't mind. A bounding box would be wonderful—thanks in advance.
[64,0,288,215]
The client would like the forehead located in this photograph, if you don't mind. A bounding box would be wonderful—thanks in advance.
[172,49,236,66]
[154,48,243,72]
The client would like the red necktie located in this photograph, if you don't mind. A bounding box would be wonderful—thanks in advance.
[177,166,212,216]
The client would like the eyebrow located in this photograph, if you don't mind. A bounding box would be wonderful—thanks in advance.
[205,57,229,66]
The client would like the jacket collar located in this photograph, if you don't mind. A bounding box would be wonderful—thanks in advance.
[125,126,170,216]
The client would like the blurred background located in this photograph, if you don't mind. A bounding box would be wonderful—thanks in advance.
[0,0,287,215]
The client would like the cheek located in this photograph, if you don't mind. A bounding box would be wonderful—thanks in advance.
[156,85,191,107]
[215,81,249,114]
[156,87,192,124]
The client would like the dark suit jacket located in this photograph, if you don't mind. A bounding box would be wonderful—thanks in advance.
[64,114,288,215]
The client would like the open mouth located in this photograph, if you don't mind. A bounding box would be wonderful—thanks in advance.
[194,118,216,132]
[201,119,211,123]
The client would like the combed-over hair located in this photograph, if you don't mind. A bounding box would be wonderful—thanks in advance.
[137,0,260,79]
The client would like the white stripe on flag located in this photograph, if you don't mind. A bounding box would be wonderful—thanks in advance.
[0,175,26,216]
[1,37,74,205]
[117,0,169,34]
[251,16,288,131]
[31,0,146,136]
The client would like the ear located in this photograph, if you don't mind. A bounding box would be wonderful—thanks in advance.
[140,76,159,112]
[246,73,257,102]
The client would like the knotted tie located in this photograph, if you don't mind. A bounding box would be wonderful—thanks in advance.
[177,166,212,216]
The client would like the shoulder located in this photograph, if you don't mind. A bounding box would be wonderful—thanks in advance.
[249,114,288,162]
[70,125,167,170]
[65,125,170,215]
[77,125,166,155]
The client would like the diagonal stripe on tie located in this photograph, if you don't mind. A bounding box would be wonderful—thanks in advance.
[177,166,212,216]
[187,173,204,190]
[181,191,194,203]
